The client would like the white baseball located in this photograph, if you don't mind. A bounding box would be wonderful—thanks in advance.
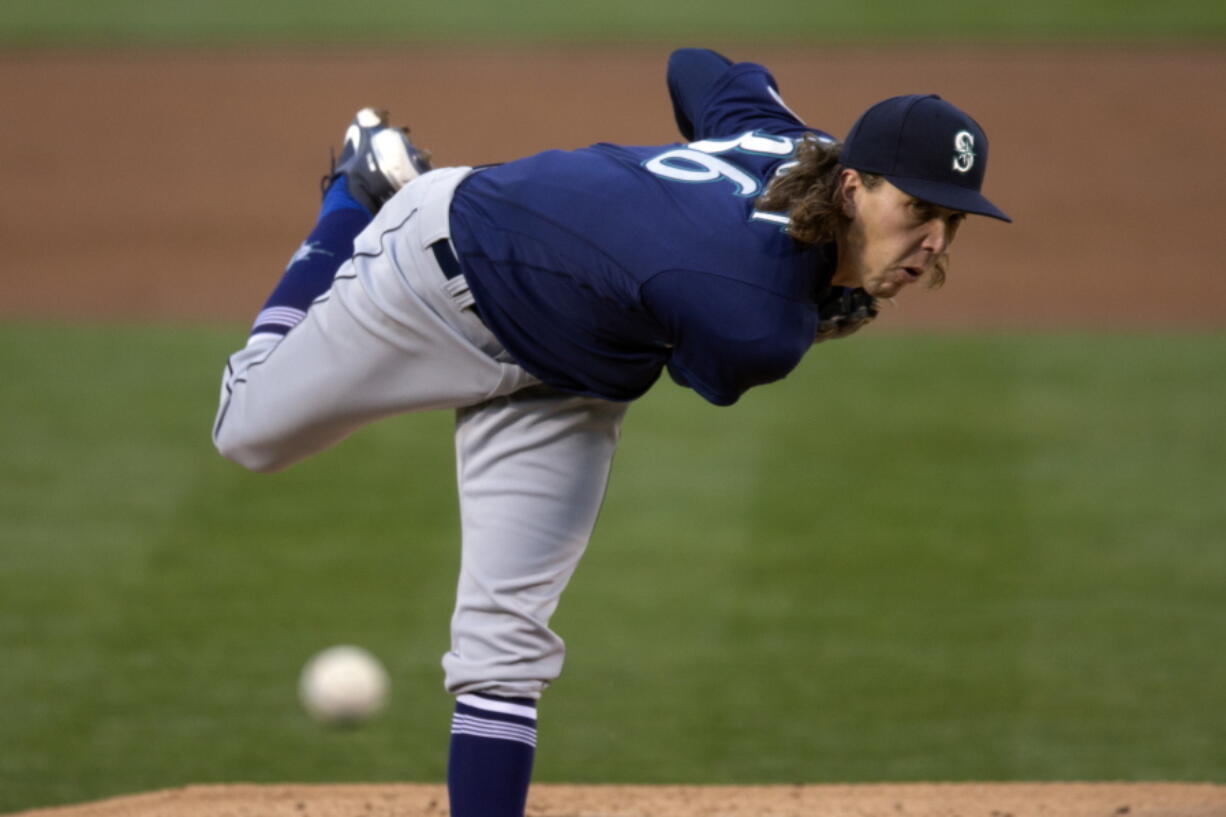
[298,645,390,726]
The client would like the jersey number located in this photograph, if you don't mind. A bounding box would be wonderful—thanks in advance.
[643,132,794,198]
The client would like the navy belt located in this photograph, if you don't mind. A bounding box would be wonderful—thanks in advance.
[430,238,462,280]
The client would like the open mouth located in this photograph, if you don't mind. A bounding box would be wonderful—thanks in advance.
[902,266,923,280]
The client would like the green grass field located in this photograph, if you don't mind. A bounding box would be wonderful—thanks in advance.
[2,0,1224,812]
[1,323,1223,812]
[3,0,1225,45]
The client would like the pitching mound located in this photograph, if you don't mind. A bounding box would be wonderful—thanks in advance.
[8,783,1226,817]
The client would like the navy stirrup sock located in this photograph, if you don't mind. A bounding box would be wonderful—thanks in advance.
[448,693,538,817]
[250,180,371,338]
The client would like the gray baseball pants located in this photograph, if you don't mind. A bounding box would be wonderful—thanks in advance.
[213,167,628,698]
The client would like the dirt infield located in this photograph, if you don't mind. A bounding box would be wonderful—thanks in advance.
[9,783,1226,817]
[2,46,1224,817]
[1,47,1224,328]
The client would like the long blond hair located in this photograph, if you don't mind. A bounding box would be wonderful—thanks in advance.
[756,135,947,288]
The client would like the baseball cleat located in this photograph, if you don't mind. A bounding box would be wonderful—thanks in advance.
[324,107,432,213]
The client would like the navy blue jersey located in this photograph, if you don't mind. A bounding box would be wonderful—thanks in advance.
[449,49,838,405]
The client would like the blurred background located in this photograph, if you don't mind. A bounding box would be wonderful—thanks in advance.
[1,2,1224,813]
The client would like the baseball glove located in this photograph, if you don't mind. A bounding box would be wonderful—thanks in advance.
[814,286,878,343]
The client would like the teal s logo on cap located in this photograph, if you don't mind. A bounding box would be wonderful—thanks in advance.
[839,93,1011,221]
[952,130,976,174]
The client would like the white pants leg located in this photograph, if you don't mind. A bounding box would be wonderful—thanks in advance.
[213,165,628,697]
[444,388,628,699]
[212,167,536,473]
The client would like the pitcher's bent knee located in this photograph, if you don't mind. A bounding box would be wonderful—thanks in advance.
[213,432,291,474]
[442,611,566,700]
[212,412,297,474]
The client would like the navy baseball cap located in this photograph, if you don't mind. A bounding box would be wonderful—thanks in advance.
[839,94,1011,222]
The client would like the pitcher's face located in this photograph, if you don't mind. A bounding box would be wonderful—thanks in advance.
[835,171,965,298]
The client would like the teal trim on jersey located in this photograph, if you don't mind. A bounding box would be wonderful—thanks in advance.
[749,210,791,232]
[643,150,764,198]
[642,133,801,199]
[689,131,798,159]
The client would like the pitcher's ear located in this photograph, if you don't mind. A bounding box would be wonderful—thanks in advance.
[838,169,860,218]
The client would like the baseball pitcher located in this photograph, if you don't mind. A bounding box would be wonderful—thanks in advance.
[212,47,1009,817]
